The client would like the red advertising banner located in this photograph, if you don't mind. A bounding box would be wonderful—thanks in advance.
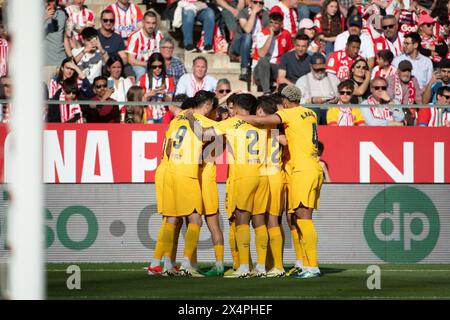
[0,124,449,183]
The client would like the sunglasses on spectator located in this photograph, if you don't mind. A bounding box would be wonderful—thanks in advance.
[354,65,368,70]
[424,23,434,27]
[2,83,11,88]
[339,90,353,95]
[102,19,115,23]
[443,95,450,99]
[253,1,264,5]
[373,86,387,91]
[151,65,163,70]
[65,90,78,95]
[313,68,326,72]
[382,24,395,30]
[95,84,107,89]
[218,89,231,94]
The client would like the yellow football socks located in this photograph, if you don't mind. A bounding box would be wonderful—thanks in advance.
[162,222,176,259]
[268,226,283,269]
[229,221,240,269]
[296,219,318,267]
[254,225,268,266]
[184,223,200,262]
[214,244,224,264]
[236,224,250,265]
[170,223,181,263]
[290,228,304,263]
[153,217,166,260]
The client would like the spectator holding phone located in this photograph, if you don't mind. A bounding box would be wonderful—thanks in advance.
[72,27,109,84]
[422,59,450,103]
[84,76,120,123]
[105,55,133,107]
[348,58,371,104]
[138,52,175,123]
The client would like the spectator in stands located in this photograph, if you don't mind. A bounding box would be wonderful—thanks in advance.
[278,34,311,86]
[48,78,84,123]
[326,35,363,81]
[327,80,366,126]
[232,0,270,81]
[106,0,143,45]
[371,49,397,79]
[417,86,450,127]
[48,57,93,99]
[297,0,322,22]
[393,32,434,89]
[423,59,450,103]
[127,11,164,82]
[105,55,133,106]
[387,60,422,125]
[72,27,109,84]
[123,86,148,123]
[217,0,245,42]
[313,0,345,56]
[348,58,371,104]
[65,0,95,50]
[138,52,176,123]
[44,0,68,84]
[84,76,120,123]
[176,56,217,97]
[418,13,448,66]
[361,76,405,126]
[394,0,419,37]
[97,9,128,65]
[0,21,8,78]
[295,53,339,125]
[334,15,375,70]
[160,37,186,88]
[270,0,298,36]
[372,15,404,58]
[297,18,322,55]
[0,75,11,123]
[167,94,189,121]
[215,78,232,102]
[253,12,293,95]
[179,0,215,53]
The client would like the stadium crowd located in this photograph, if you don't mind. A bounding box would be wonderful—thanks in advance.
[0,0,449,126]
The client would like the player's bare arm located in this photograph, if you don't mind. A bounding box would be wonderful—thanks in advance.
[236,114,282,126]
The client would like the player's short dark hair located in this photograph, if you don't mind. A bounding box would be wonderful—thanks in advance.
[257,95,278,115]
[338,79,355,91]
[269,12,283,22]
[181,97,196,110]
[81,27,98,40]
[173,94,188,103]
[404,32,421,45]
[233,93,258,114]
[376,49,394,64]
[295,33,310,42]
[347,35,361,45]
[193,90,216,109]
[269,92,283,107]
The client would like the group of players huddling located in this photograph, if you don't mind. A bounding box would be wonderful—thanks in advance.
[147,85,323,279]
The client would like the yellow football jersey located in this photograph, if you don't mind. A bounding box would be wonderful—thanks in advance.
[264,125,284,176]
[276,107,321,172]
[166,112,216,178]
[216,117,267,178]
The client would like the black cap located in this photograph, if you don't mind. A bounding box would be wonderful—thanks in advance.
[348,15,363,28]
[310,53,326,68]
[398,60,413,71]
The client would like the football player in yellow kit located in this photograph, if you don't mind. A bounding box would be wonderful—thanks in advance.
[236,86,324,279]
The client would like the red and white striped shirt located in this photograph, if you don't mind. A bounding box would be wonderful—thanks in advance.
[65,5,95,42]
[0,39,9,77]
[371,65,397,79]
[326,50,363,81]
[421,35,444,63]
[253,28,293,64]
[418,107,450,127]
[58,91,83,124]
[126,29,164,63]
[270,3,298,35]
[372,33,404,57]
[138,74,175,121]
[106,2,143,40]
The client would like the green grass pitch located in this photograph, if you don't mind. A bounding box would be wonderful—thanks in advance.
[47,263,450,300]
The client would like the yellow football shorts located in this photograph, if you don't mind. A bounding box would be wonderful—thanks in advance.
[162,171,203,217]
[155,161,166,214]
[289,170,324,211]
[233,176,269,215]
[267,171,286,216]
